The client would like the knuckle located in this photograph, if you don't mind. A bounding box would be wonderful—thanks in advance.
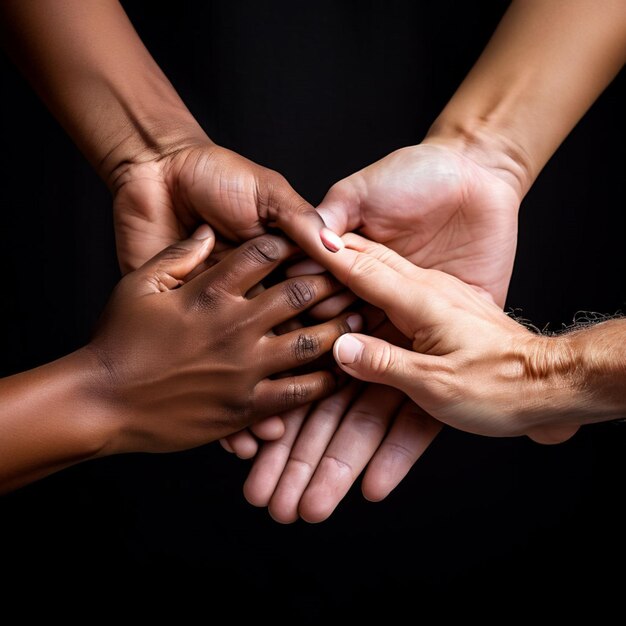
[366,343,396,376]
[316,394,348,416]
[346,254,379,288]
[321,453,354,477]
[193,283,227,312]
[282,378,310,406]
[146,269,178,292]
[348,408,386,435]
[242,237,281,264]
[293,334,321,362]
[160,244,190,261]
[336,317,352,335]
[283,279,316,309]
[383,441,416,463]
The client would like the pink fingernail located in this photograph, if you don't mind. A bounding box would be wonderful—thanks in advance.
[320,227,344,252]
[346,314,362,332]
[335,334,363,365]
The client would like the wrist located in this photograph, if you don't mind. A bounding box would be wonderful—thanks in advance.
[423,117,533,200]
[63,347,123,460]
[103,108,212,192]
[0,347,122,491]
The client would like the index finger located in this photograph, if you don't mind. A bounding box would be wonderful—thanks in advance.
[270,202,334,261]
[312,236,428,331]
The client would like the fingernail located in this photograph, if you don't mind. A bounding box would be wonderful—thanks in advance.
[346,314,362,332]
[192,224,213,240]
[335,334,363,365]
[320,227,344,252]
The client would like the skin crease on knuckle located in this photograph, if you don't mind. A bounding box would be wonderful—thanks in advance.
[242,237,282,265]
[283,279,316,310]
[345,253,383,292]
[193,284,228,312]
[294,333,321,362]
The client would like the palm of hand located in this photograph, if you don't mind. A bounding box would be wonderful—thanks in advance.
[236,144,523,520]
[323,144,521,306]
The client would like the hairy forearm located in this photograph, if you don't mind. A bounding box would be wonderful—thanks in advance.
[425,0,626,196]
[564,318,626,421]
[0,350,113,493]
[521,319,626,431]
[0,0,207,186]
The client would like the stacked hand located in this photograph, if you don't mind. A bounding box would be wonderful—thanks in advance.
[210,140,524,522]
[90,231,356,455]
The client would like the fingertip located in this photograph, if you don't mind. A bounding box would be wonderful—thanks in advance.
[268,498,300,523]
[361,476,393,503]
[243,475,272,508]
[320,227,345,253]
[298,489,336,524]
[236,443,259,460]
[220,438,235,454]
[228,431,259,459]
[191,223,214,241]
[346,314,363,333]
[333,334,365,366]
[251,416,285,441]
[268,508,300,525]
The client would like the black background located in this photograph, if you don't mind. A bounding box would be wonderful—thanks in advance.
[1,0,624,616]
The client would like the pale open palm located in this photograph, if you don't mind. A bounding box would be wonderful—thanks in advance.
[238,140,524,522]
[318,142,522,307]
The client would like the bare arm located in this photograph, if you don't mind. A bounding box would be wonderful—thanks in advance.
[325,235,626,439]
[426,0,626,195]
[0,0,205,185]
[0,0,320,273]
[0,351,115,493]
[0,231,352,493]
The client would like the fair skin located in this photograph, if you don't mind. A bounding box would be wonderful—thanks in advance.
[238,0,626,523]
[2,1,624,510]
[329,234,626,439]
[0,231,356,492]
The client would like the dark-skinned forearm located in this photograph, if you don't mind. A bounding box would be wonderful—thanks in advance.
[0,350,115,493]
[0,0,207,187]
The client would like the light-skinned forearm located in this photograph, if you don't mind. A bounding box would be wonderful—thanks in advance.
[0,0,207,187]
[425,0,626,197]
[0,350,114,493]
[556,319,626,424]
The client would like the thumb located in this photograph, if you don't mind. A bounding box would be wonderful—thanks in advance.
[263,175,329,259]
[135,224,215,294]
[333,333,423,394]
[316,181,362,234]
[316,181,362,252]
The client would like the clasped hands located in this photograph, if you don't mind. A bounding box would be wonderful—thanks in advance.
[110,135,575,523]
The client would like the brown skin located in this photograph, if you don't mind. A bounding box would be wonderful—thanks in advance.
[0,0,321,273]
[0,0,329,450]
[0,230,353,493]
[3,1,624,514]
